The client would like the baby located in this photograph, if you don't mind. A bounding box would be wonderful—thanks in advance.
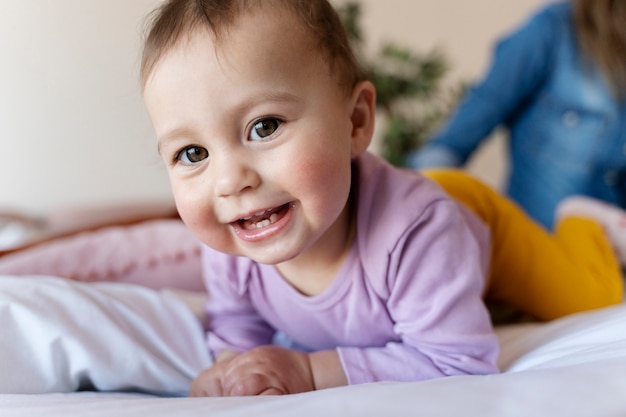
[140,0,623,396]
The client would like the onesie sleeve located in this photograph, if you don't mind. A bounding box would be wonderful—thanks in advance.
[201,247,275,358]
[337,200,499,384]
[408,5,558,169]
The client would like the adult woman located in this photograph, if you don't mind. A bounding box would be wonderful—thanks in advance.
[408,0,626,229]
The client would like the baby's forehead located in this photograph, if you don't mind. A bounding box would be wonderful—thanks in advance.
[143,2,348,95]
[198,9,322,67]
[212,7,315,50]
[148,11,330,87]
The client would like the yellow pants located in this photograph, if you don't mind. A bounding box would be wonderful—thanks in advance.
[423,169,624,321]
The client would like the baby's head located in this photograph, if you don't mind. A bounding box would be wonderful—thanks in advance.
[141,0,366,95]
[140,0,376,266]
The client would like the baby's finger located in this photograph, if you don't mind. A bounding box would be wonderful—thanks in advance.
[259,387,286,396]
[225,372,282,396]
[189,370,224,397]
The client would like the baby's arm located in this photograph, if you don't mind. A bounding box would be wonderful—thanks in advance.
[340,201,498,384]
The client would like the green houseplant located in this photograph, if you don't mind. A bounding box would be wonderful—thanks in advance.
[338,2,464,167]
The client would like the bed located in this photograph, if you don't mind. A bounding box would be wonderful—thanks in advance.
[1,213,625,416]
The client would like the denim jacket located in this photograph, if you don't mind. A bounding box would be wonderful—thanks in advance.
[407,1,626,229]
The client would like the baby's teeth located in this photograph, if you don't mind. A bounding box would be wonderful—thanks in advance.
[253,213,279,229]
[255,219,271,228]
[243,210,267,222]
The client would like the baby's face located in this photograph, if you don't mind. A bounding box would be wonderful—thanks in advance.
[144,8,365,265]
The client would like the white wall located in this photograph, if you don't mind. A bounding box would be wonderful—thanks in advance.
[0,0,165,215]
[0,0,548,215]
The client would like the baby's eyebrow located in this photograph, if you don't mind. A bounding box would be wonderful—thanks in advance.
[262,90,302,103]
[224,89,305,123]
[156,126,196,155]
[241,89,304,111]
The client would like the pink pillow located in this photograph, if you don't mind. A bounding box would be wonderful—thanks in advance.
[0,219,204,292]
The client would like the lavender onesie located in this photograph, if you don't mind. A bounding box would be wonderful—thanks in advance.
[202,151,499,384]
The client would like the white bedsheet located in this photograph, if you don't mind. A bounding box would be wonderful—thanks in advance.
[1,275,625,416]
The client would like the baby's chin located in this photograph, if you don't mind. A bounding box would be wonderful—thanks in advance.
[201,238,300,266]
[245,249,302,266]
[244,241,307,266]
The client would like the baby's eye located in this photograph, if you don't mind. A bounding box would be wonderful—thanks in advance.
[177,146,209,164]
[249,118,281,141]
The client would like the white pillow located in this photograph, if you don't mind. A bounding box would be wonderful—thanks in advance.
[0,275,212,395]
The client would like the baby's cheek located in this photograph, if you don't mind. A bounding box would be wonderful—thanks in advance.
[297,147,351,188]
[171,189,210,241]
[297,153,352,212]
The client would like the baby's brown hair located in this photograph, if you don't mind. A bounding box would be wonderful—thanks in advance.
[140,0,366,94]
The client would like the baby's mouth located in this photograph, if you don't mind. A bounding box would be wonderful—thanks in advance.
[237,203,291,230]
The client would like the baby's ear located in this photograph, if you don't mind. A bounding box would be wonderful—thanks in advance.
[349,81,376,157]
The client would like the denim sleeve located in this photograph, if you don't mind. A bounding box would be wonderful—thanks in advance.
[408,5,560,169]
[405,144,463,169]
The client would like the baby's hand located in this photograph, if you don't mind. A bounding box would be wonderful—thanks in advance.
[222,345,315,396]
[189,357,233,397]
[191,345,315,396]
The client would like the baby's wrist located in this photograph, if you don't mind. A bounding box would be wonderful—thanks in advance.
[309,350,348,390]
[215,349,239,363]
